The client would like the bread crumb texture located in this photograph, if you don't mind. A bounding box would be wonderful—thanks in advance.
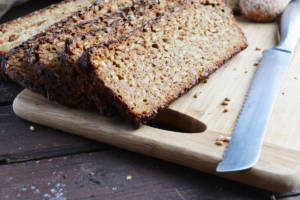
[87,0,247,123]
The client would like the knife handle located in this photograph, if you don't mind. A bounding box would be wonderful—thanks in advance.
[277,0,300,52]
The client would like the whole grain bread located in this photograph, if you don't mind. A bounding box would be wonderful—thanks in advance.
[6,0,247,125]
[6,0,184,111]
[0,0,95,81]
[3,0,135,83]
[4,0,136,109]
[82,0,248,125]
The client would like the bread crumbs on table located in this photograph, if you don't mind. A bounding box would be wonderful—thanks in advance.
[255,47,261,51]
[29,125,35,132]
[193,94,198,98]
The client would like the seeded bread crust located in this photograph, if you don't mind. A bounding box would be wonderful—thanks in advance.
[82,0,248,125]
[0,0,95,81]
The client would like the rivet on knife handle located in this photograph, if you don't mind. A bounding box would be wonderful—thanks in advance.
[217,0,300,172]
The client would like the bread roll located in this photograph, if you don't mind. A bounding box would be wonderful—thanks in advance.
[240,0,291,22]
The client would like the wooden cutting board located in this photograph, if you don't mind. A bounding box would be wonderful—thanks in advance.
[13,17,300,192]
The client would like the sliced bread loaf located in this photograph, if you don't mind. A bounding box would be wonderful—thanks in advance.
[6,0,184,110]
[3,0,135,83]
[4,0,136,109]
[0,0,95,81]
[81,0,248,125]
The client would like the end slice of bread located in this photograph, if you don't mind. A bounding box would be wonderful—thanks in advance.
[82,0,248,125]
[0,0,95,81]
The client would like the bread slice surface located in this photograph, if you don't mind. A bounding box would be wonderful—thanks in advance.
[82,0,248,124]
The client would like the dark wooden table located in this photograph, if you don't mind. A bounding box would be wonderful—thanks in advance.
[0,1,299,199]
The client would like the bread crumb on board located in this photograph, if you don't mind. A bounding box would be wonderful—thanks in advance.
[215,140,224,146]
[254,62,259,67]
[215,136,231,146]
[29,125,36,132]
[193,93,198,99]
[223,108,229,113]
[255,47,261,51]
[223,136,231,143]
[221,102,229,106]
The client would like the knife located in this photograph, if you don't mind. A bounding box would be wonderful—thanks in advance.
[217,0,300,172]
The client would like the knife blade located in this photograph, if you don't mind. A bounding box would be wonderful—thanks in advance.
[217,0,300,172]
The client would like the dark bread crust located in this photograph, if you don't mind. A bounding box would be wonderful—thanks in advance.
[82,0,248,126]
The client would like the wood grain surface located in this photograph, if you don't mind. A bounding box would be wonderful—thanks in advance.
[0,151,270,200]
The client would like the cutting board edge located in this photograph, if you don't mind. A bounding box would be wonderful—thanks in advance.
[12,89,300,192]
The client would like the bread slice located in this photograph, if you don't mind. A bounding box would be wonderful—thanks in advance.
[3,0,135,83]
[6,0,183,110]
[0,0,95,81]
[81,0,248,125]
[4,0,136,109]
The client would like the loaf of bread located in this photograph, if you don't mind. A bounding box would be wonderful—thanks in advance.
[81,0,247,125]
[4,0,136,109]
[0,0,95,81]
[5,0,247,125]
[18,0,183,112]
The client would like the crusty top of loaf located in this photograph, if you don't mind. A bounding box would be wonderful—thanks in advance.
[0,0,95,53]
[84,0,247,123]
